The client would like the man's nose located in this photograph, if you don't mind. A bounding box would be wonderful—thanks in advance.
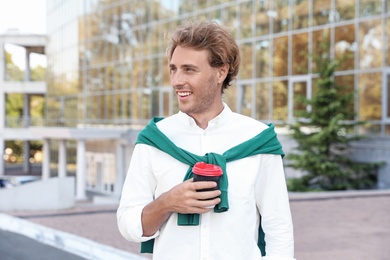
[171,70,185,87]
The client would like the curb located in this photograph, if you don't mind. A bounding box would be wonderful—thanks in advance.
[288,189,390,201]
[0,213,148,260]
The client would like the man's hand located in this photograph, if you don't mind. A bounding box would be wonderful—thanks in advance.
[166,178,221,214]
[141,178,221,236]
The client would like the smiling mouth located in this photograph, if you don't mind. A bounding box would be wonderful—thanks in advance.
[177,91,193,97]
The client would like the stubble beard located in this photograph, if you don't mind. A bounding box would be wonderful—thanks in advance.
[179,76,220,116]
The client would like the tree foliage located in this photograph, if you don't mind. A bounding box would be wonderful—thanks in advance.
[287,52,382,191]
[4,51,45,164]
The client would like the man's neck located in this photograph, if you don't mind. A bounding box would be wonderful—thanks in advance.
[189,103,224,129]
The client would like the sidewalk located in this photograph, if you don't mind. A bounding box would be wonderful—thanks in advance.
[1,189,390,260]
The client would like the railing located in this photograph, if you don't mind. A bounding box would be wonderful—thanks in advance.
[4,117,45,128]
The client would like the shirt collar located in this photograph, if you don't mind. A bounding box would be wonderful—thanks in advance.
[178,103,232,129]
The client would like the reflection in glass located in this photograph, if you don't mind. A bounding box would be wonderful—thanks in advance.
[387,74,390,117]
[256,83,270,120]
[358,73,381,120]
[312,29,331,73]
[292,33,308,75]
[239,1,253,39]
[387,17,390,66]
[255,0,270,36]
[292,0,309,30]
[256,40,270,78]
[313,0,331,25]
[274,0,289,33]
[335,0,355,22]
[335,25,356,71]
[273,80,288,121]
[273,36,288,77]
[224,85,237,112]
[359,0,382,17]
[359,19,382,69]
[240,43,253,79]
[239,84,253,117]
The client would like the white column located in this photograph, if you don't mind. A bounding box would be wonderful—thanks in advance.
[0,138,4,176]
[58,140,67,178]
[42,139,50,180]
[76,139,87,200]
[24,49,30,81]
[115,143,126,197]
[0,41,5,176]
[0,90,4,130]
[23,141,31,173]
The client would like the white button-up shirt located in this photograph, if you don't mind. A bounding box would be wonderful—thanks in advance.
[117,105,295,260]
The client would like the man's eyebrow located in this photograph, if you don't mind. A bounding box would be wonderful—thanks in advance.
[169,64,199,70]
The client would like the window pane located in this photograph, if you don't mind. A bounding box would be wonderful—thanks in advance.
[335,25,356,71]
[359,19,382,69]
[387,17,390,66]
[224,5,238,37]
[387,74,390,117]
[273,36,288,77]
[239,1,253,39]
[292,33,309,75]
[274,0,289,33]
[293,81,307,118]
[240,43,253,79]
[312,29,331,73]
[256,40,270,78]
[313,0,331,25]
[224,85,237,112]
[292,0,309,30]
[273,80,288,121]
[358,73,381,120]
[239,84,253,117]
[335,0,356,22]
[360,0,382,17]
[386,125,390,135]
[163,92,171,117]
[255,0,270,36]
[256,83,270,120]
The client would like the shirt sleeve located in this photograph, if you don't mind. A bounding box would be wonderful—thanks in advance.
[256,154,296,260]
[117,144,159,242]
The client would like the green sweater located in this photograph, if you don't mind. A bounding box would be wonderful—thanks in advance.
[136,117,285,256]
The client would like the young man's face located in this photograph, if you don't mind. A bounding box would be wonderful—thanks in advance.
[169,46,225,120]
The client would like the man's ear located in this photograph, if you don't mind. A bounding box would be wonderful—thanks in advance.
[217,64,229,84]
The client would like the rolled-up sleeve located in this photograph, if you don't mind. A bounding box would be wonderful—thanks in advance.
[117,144,159,242]
[256,154,295,260]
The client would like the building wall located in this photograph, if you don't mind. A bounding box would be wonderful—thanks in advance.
[44,0,390,188]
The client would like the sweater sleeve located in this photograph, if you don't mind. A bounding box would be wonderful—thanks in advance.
[255,154,296,260]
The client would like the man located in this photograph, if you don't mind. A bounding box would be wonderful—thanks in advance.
[117,20,295,260]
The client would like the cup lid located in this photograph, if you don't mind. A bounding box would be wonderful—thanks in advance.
[192,162,223,176]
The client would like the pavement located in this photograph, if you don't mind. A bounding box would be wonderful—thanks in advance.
[1,189,390,260]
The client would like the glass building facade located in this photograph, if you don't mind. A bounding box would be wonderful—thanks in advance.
[46,0,390,134]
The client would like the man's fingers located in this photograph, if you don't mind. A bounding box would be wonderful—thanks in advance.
[192,180,218,190]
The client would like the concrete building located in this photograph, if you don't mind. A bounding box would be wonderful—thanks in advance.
[1,0,389,202]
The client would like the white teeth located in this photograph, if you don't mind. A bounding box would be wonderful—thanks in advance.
[178,92,192,97]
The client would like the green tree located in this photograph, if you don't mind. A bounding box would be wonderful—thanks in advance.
[31,65,46,81]
[4,52,45,164]
[287,52,383,191]
[5,52,23,81]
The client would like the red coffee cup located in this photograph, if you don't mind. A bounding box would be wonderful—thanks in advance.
[192,162,223,192]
